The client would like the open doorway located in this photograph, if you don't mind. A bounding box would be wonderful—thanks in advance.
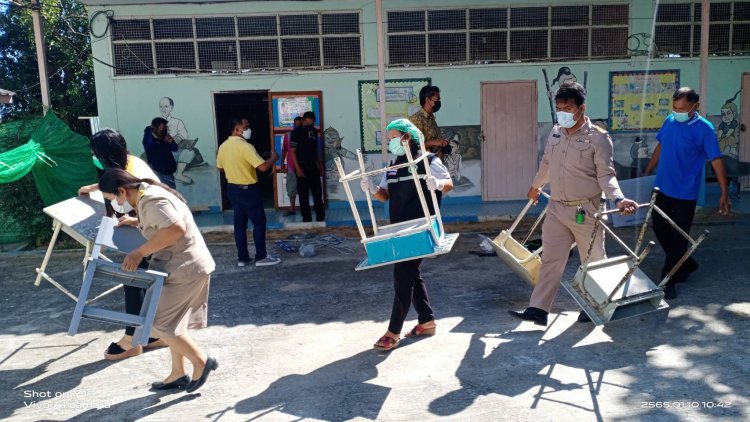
[213,91,274,210]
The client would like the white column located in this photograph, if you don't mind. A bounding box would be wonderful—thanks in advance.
[375,0,387,162]
[31,0,51,114]
[699,0,709,115]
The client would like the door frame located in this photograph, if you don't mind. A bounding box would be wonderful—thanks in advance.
[480,80,538,201]
[211,89,270,211]
[741,73,750,190]
[266,91,326,209]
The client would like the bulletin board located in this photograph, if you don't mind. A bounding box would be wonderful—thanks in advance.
[358,78,431,153]
[609,70,680,132]
[267,91,325,209]
[271,95,321,130]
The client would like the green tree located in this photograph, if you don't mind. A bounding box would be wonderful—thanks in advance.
[0,0,97,246]
[0,0,96,127]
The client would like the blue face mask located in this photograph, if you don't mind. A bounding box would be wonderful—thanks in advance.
[673,105,696,123]
[388,136,406,156]
[673,112,690,123]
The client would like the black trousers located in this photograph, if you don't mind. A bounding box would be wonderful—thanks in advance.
[297,166,325,222]
[388,259,434,334]
[652,192,698,284]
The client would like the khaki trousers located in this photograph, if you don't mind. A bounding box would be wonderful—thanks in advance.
[529,200,605,312]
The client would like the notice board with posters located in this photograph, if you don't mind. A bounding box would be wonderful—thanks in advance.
[609,70,680,132]
[358,78,431,153]
[267,91,325,209]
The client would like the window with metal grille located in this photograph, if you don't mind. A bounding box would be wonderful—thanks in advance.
[654,1,750,57]
[386,4,629,66]
[110,12,362,76]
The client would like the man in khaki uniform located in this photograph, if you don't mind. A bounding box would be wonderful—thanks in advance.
[509,82,637,326]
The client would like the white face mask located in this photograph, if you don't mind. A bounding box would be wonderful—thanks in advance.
[242,128,252,140]
[556,111,578,129]
[111,196,134,214]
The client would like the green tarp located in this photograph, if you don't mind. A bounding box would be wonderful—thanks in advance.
[0,112,98,206]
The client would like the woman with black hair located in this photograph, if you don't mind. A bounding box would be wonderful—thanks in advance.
[78,129,166,360]
[98,168,217,392]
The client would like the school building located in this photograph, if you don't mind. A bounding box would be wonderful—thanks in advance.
[79,0,750,218]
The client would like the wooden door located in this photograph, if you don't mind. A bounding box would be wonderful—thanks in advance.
[741,73,750,190]
[481,81,538,200]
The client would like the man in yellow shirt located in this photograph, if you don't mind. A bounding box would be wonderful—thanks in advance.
[217,119,280,267]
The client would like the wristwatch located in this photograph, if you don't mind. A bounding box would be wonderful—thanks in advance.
[614,196,624,205]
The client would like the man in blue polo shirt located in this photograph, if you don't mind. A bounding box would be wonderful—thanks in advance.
[645,87,730,299]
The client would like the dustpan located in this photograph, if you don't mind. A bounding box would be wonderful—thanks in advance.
[562,189,709,325]
[334,138,458,271]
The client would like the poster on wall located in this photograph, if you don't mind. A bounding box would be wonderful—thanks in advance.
[609,70,679,132]
[272,95,321,129]
[358,78,431,153]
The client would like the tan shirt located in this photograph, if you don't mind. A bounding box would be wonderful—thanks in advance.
[532,117,623,202]
[137,183,215,280]
[409,108,441,143]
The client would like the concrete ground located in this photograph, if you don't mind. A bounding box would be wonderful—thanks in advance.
[0,219,748,421]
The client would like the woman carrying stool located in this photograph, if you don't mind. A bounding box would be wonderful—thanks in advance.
[98,169,217,392]
[359,119,453,351]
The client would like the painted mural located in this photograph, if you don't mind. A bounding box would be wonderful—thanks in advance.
[717,91,741,158]
[156,96,214,210]
[323,126,371,196]
[438,125,482,197]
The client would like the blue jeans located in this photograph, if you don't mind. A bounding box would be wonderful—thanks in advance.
[227,183,267,262]
[153,171,176,189]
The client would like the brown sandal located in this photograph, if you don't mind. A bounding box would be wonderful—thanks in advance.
[373,335,400,351]
[405,322,437,338]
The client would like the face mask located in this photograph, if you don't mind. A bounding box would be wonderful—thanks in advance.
[242,128,252,139]
[388,137,406,156]
[673,104,696,123]
[92,156,104,170]
[673,112,690,123]
[556,111,578,128]
[110,195,134,214]
[432,100,442,112]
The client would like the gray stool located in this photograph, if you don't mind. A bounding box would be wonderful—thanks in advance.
[67,217,167,346]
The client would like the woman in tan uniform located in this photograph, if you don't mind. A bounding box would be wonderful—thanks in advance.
[98,168,218,393]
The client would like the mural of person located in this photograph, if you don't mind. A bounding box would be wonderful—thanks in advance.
[717,92,740,158]
[322,126,366,194]
[158,97,207,185]
[552,66,577,87]
[438,128,474,191]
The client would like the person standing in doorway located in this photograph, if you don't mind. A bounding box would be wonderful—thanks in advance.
[644,87,730,299]
[217,119,281,267]
[281,116,303,216]
[143,117,178,188]
[289,111,325,222]
[409,85,450,160]
[508,82,637,326]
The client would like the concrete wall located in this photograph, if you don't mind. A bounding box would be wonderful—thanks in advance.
[87,0,750,211]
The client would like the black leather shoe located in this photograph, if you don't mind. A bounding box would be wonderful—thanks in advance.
[577,311,592,323]
[676,259,699,283]
[664,282,678,300]
[508,307,548,326]
[186,356,218,393]
[151,375,191,391]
